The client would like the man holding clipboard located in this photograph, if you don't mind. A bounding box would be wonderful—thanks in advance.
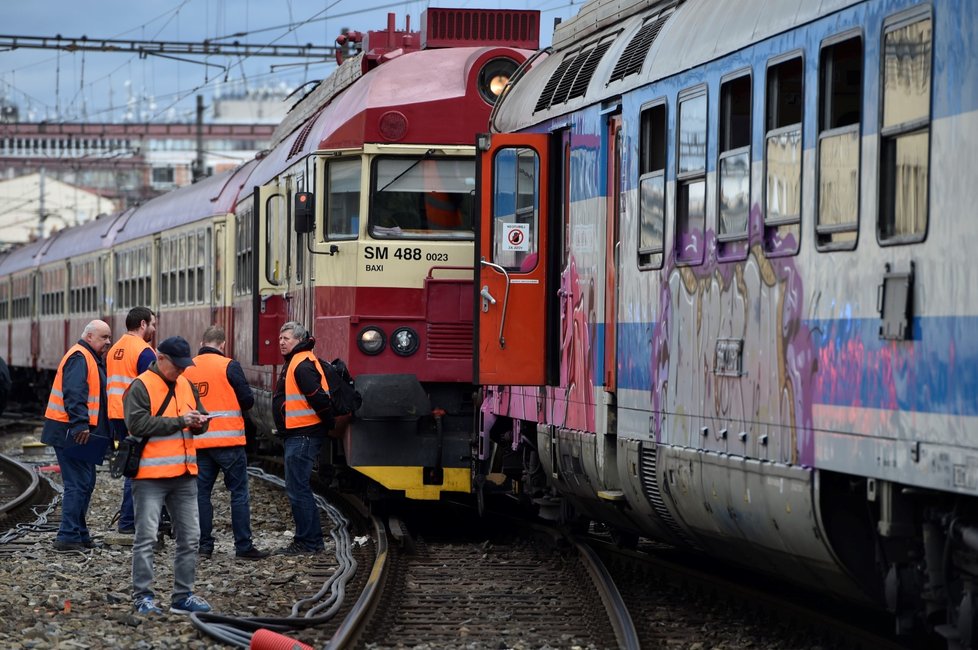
[41,320,113,551]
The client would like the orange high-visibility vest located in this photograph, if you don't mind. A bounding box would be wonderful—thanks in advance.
[133,371,198,479]
[106,334,154,419]
[284,351,331,430]
[45,344,101,426]
[424,191,463,228]
[183,353,246,449]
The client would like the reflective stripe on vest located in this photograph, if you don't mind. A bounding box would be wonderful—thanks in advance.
[45,344,100,425]
[182,353,246,449]
[106,334,153,419]
[134,371,198,479]
[284,351,330,429]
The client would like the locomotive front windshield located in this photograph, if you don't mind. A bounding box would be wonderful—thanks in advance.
[369,157,475,239]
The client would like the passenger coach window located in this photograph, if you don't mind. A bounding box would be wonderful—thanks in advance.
[817,35,862,249]
[764,55,803,256]
[370,157,475,240]
[491,147,539,271]
[235,207,253,296]
[638,102,666,270]
[879,13,931,243]
[718,73,752,256]
[326,159,361,239]
[676,89,707,265]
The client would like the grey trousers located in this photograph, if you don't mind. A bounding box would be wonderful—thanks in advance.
[131,475,200,604]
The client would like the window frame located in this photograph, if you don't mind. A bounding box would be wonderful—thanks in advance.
[674,84,708,267]
[762,50,805,257]
[815,29,864,252]
[716,68,753,256]
[637,98,669,271]
[877,7,932,247]
[324,157,362,241]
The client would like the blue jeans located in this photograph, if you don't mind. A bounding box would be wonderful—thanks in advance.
[197,446,254,553]
[283,436,324,551]
[54,447,97,543]
[131,475,200,605]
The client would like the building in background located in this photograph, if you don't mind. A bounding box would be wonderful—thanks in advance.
[0,171,118,248]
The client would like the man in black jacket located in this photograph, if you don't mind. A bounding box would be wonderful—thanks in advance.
[272,321,333,555]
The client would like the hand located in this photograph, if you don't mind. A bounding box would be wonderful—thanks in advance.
[72,429,91,444]
[183,411,208,428]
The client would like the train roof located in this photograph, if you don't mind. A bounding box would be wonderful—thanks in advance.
[494,0,861,131]
[42,210,129,261]
[0,236,50,276]
[251,45,528,187]
[113,165,249,245]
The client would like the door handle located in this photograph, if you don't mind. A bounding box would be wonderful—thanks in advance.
[480,286,497,312]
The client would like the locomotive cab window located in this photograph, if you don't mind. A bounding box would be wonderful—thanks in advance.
[764,54,803,256]
[369,157,475,240]
[638,101,667,270]
[491,147,539,271]
[326,158,361,240]
[718,72,752,258]
[879,12,931,244]
[676,88,707,266]
[817,34,863,250]
[265,193,288,285]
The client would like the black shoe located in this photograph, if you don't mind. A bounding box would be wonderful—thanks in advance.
[198,548,213,559]
[118,526,135,534]
[82,539,102,549]
[153,534,165,552]
[274,541,323,556]
[235,547,270,560]
[53,540,87,552]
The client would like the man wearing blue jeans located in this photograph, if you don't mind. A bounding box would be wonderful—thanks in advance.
[41,320,113,551]
[183,326,268,560]
[124,336,212,616]
[271,321,334,555]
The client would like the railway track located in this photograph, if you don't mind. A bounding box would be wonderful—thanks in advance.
[332,503,637,649]
[588,534,921,650]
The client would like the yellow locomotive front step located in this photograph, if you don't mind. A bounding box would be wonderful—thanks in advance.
[353,465,470,500]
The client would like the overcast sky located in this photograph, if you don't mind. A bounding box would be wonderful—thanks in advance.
[1,0,575,123]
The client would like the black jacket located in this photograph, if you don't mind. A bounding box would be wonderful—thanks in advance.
[272,337,333,438]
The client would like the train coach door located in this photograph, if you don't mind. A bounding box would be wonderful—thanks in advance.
[477,134,550,386]
[604,113,622,394]
[253,184,290,365]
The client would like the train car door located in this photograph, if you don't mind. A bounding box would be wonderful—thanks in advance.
[253,184,291,365]
[477,134,550,386]
[604,114,623,393]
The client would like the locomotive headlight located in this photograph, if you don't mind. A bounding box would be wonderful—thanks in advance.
[390,327,420,356]
[357,327,386,355]
[478,58,518,104]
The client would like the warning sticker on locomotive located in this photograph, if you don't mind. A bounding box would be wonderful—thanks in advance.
[501,223,530,252]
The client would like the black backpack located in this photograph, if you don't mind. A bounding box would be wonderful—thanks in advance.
[320,358,362,416]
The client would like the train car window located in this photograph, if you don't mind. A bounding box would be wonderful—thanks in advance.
[178,236,188,304]
[235,207,254,296]
[200,229,209,302]
[879,13,931,244]
[265,194,288,285]
[187,233,197,304]
[326,159,361,240]
[638,101,667,270]
[763,55,803,256]
[491,147,539,271]
[816,35,862,250]
[370,157,475,240]
[676,89,707,266]
[160,241,170,306]
[718,73,752,257]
